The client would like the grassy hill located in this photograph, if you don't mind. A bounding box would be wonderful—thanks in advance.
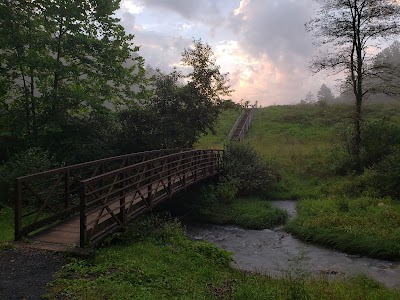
[196,102,400,259]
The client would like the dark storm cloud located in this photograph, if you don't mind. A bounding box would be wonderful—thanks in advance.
[138,0,224,24]
[229,0,317,70]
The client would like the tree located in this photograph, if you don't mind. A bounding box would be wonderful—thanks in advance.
[300,91,315,104]
[181,39,233,105]
[117,40,233,151]
[317,84,335,103]
[370,40,400,99]
[0,0,147,161]
[307,0,400,171]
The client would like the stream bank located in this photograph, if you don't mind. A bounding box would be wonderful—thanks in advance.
[185,200,400,288]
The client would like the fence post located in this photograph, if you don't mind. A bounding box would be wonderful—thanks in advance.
[119,173,126,225]
[65,169,71,209]
[14,179,22,241]
[167,158,173,196]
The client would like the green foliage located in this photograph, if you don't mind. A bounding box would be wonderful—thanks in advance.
[118,70,223,150]
[361,120,400,168]
[48,215,400,299]
[361,148,400,199]
[181,39,233,104]
[0,0,147,163]
[190,189,288,230]
[195,108,241,150]
[223,142,280,196]
[0,147,57,205]
[214,179,239,204]
[0,206,14,241]
[286,198,400,259]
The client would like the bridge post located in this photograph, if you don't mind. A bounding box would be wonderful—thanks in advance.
[79,181,87,247]
[119,173,127,225]
[147,184,153,209]
[64,169,71,209]
[167,158,173,196]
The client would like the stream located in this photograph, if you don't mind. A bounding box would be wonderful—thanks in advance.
[184,201,400,288]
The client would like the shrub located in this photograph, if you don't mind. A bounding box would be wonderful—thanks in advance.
[363,147,400,200]
[361,120,400,168]
[222,142,280,196]
[331,120,400,174]
[214,178,239,204]
[0,147,57,205]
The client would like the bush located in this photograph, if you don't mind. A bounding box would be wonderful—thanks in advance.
[222,142,280,196]
[361,120,400,168]
[0,147,57,205]
[363,147,400,200]
[331,120,400,174]
[214,178,239,204]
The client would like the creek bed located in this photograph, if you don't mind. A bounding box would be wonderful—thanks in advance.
[185,201,400,288]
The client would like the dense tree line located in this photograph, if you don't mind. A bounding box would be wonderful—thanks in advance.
[0,1,232,203]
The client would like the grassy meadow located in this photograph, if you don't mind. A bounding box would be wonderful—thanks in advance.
[196,102,400,259]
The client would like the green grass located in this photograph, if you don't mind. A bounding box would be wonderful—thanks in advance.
[0,206,15,251]
[192,197,288,230]
[47,215,400,299]
[242,103,400,200]
[195,103,400,259]
[286,198,400,259]
[0,206,14,241]
[194,108,241,149]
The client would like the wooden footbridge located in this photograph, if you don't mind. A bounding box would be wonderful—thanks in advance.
[15,149,223,248]
[14,105,257,250]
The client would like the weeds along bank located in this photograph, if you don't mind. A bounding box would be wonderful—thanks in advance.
[195,103,400,259]
[47,215,400,299]
[242,103,400,259]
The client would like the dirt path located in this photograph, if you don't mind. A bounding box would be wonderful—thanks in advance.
[0,246,66,300]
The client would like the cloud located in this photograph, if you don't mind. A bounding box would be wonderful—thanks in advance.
[117,0,340,105]
[229,0,316,64]
[137,0,223,25]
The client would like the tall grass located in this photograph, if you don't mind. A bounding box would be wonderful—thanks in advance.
[47,215,400,299]
[286,198,400,259]
[195,108,240,149]
[191,197,288,230]
[0,206,14,241]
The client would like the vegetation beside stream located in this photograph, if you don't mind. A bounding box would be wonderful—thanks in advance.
[196,103,400,259]
[47,215,400,300]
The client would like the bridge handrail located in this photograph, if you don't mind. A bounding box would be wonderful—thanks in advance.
[79,149,223,246]
[227,109,245,141]
[80,149,222,185]
[15,149,190,181]
[15,148,189,240]
[236,106,256,141]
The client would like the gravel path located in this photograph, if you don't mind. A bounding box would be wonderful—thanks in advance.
[0,247,66,300]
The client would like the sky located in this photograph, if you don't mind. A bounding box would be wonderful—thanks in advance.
[115,0,340,106]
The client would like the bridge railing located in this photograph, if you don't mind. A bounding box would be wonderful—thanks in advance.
[234,106,256,141]
[79,149,223,246]
[14,149,189,240]
[227,109,245,141]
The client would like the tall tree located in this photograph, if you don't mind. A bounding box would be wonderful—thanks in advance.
[317,84,335,103]
[307,0,400,171]
[0,0,146,157]
[181,39,233,105]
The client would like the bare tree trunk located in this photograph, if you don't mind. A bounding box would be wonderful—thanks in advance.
[30,68,37,141]
[19,65,31,140]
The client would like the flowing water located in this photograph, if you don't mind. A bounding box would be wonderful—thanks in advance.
[185,201,400,288]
